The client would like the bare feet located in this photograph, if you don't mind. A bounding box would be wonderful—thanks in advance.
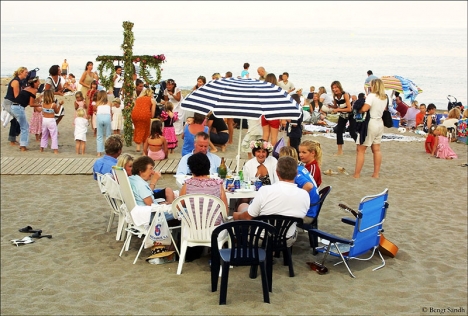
[97,153,101,157]
[53,149,59,154]
[10,141,19,146]
[371,175,379,179]
[333,152,343,156]
[20,146,28,151]
[211,148,218,153]
[352,174,360,179]
[40,148,44,152]
[221,145,226,152]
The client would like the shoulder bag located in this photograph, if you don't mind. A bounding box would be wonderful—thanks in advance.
[382,95,394,128]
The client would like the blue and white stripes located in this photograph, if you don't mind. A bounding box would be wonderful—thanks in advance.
[180,77,301,120]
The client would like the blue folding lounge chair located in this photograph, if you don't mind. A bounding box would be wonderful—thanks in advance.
[309,188,389,278]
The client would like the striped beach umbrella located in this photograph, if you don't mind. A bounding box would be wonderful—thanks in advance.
[365,75,423,103]
[180,77,302,168]
[180,77,302,120]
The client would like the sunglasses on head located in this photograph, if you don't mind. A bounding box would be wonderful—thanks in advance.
[167,79,175,84]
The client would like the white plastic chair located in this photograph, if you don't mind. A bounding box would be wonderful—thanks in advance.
[171,194,229,275]
[96,172,127,241]
[112,166,180,264]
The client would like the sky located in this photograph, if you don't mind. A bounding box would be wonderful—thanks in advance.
[1,1,467,29]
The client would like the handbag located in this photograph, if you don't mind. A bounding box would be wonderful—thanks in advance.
[382,96,394,128]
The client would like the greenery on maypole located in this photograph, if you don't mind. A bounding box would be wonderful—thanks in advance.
[95,21,166,147]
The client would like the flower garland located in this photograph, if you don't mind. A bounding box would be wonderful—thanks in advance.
[250,139,273,152]
[95,21,167,146]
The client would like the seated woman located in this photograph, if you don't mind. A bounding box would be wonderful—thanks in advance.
[116,153,134,176]
[279,146,320,224]
[128,156,176,222]
[206,112,229,152]
[243,139,279,186]
[179,152,228,226]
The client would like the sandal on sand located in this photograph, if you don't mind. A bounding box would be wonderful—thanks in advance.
[323,169,338,176]
[18,226,42,234]
[11,236,35,247]
[337,166,349,175]
[30,231,52,239]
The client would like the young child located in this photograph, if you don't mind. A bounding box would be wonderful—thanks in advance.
[29,94,43,141]
[240,62,250,78]
[161,101,178,153]
[298,140,322,187]
[74,108,88,155]
[425,124,436,154]
[111,98,123,135]
[185,117,194,126]
[144,120,168,161]
[40,90,60,154]
[307,86,316,100]
[90,93,98,137]
[74,91,86,111]
[423,103,437,134]
[87,80,98,135]
[432,125,457,159]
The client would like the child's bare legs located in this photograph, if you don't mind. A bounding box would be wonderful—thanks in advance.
[113,129,120,135]
[80,141,86,155]
[75,140,80,154]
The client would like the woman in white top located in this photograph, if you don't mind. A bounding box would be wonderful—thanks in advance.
[162,79,183,135]
[95,91,112,156]
[353,79,387,179]
[242,139,279,186]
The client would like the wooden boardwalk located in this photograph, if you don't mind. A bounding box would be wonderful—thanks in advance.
[0,157,246,175]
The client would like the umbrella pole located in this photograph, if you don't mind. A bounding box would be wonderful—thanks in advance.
[236,119,243,174]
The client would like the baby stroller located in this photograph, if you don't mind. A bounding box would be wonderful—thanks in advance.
[447,95,464,112]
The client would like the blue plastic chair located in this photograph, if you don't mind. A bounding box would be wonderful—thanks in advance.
[310,188,389,278]
[210,220,276,305]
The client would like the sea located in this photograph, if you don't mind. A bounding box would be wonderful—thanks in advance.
[1,22,466,110]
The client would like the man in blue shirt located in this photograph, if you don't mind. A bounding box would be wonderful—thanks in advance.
[176,132,222,175]
[364,70,379,95]
[92,135,123,180]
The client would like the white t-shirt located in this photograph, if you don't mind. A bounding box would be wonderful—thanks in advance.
[365,93,387,119]
[242,156,279,184]
[96,104,112,115]
[320,93,333,106]
[278,80,295,93]
[247,181,309,237]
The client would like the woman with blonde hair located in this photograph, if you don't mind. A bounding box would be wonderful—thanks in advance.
[116,153,134,176]
[131,88,156,152]
[95,90,112,156]
[353,78,387,178]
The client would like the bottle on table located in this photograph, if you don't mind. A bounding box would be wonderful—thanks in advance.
[218,157,227,179]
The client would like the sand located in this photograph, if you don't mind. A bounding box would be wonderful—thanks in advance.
[1,78,467,315]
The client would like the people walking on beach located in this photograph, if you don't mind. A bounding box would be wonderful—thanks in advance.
[132,88,156,152]
[162,79,183,135]
[330,80,357,156]
[79,61,96,97]
[11,76,42,151]
[95,91,112,157]
[61,59,69,77]
[40,90,60,154]
[74,108,88,155]
[432,125,457,159]
[144,120,168,161]
[111,98,123,135]
[352,78,387,179]
[161,101,178,153]
[298,140,322,188]
[278,72,295,94]
[262,73,282,146]
[3,67,28,146]
[112,66,123,98]
[364,70,378,95]
[240,63,250,78]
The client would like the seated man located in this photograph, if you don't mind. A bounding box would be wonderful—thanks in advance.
[93,135,123,180]
[176,131,222,175]
[233,156,309,246]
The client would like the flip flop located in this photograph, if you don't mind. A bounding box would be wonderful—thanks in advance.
[30,231,52,239]
[11,236,35,247]
[323,169,338,176]
[337,166,349,175]
[18,226,42,234]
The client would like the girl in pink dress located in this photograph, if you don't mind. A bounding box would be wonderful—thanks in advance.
[161,102,178,153]
[432,125,457,159]
[29,100,42,141]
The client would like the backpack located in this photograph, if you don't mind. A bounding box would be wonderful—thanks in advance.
[20,67,39,89]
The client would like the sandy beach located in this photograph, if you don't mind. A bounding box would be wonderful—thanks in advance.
[1,78,467,315]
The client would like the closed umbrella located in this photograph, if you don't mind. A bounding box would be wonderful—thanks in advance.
[180,77,301,169]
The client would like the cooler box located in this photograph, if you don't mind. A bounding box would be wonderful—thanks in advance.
[392,118,400,128]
